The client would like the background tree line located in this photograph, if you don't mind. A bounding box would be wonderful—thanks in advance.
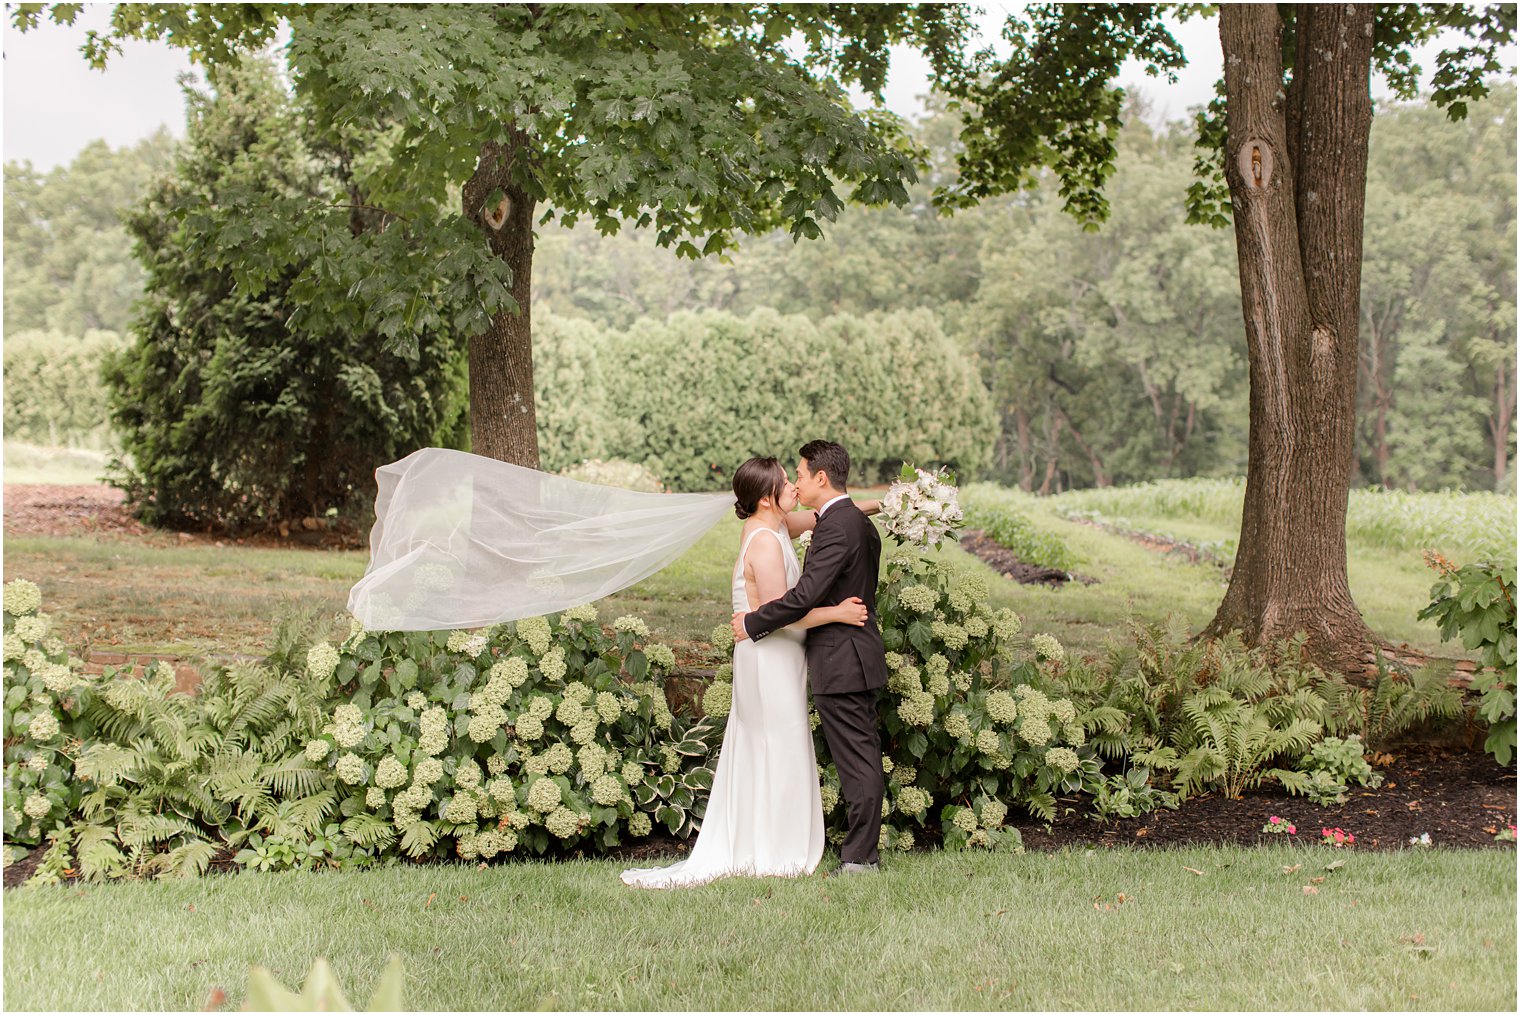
[4,78,1514,496]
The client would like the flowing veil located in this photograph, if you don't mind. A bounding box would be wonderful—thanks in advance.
[347,448,732,631]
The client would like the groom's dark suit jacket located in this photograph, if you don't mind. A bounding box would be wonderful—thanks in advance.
[743,497,888,695]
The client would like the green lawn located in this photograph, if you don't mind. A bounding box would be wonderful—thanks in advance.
[2,492,1478,663]
[3,846,1511,1011]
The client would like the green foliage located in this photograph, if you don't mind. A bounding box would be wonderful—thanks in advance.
[1,330,126,449]
[535,308,997,489]
[864,549,1093,839]
[1088,767,1180,823]
[1048,478,1517,562]
[304,609,721,859]
[1419,558,1518,765]
[1291,735,1384,807]
[960,484,1079,570]
[246,955,404,1012]
[105,59,469,532]
[1316,661,1465,749]
[3,133,175,334]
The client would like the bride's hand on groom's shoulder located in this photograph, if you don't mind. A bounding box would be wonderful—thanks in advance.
[731,611,750,642]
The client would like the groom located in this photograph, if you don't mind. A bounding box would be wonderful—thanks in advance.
[731,439,887,873]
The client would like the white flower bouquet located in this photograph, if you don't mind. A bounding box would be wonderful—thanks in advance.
[881,463,964,549]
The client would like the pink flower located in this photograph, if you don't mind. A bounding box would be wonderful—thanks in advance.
[1287,824,1297,834]
[1270,816,1281,824]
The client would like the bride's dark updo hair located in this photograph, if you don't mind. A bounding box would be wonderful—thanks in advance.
[733,456,786,520]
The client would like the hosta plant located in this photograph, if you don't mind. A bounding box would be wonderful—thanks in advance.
[1292,734,1383,806]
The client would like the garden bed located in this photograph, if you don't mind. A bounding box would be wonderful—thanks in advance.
[959,529,1099,587]
[8,743,1510,889]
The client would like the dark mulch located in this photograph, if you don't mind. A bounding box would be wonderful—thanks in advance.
[1013,741,1517,852]
[959,530,1099,587]
[1,483,365,549]
[7,744,1511,887]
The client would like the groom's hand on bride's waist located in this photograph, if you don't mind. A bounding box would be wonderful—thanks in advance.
[731,611,751,642]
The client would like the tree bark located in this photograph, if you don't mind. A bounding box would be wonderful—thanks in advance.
[1492,357,1513,491]
[462,139,540,467]
[1204,4,1385,675]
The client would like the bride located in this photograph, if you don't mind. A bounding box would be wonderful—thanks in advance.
[620,457,877,889]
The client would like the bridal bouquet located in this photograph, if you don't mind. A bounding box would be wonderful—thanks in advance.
[881,463,964,549]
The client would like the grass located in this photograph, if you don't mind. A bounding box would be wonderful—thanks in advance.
[2,441,115,486]
[3,846,1512,1011]
[2,491,1482,662]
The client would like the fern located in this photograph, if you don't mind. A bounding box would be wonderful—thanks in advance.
[343,812,397,850]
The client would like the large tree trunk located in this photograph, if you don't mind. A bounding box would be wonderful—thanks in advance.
[1204,4,1385,675]
[462,140,540,467]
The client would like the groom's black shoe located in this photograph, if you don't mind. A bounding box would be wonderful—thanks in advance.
[837,861,879,875]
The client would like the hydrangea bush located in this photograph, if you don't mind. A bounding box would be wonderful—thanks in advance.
[702,550,1095,853]
[2,580,93,848]
[302,607,721,861]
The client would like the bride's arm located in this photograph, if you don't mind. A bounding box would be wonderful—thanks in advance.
[745,538,868,630]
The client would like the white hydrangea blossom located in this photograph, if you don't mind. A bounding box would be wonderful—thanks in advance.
[710,624,735,653]
[975,729,1001,755]
[527,696,554,721]
[404,691,427,710]
[1045,747,1081,774]
[413,757,445,786]
[897,584,938,614]
[542,742,574,774]
[14,615,49,643]
[374,756,407,788]
[514,714,545,741]
[1030,633,1066,662]
[645,643,676,672]
[365,787,387,809]
[555,696,585,725]
[896,786,931,817]
[702,681,733,719]
[628,811,653,836]
[306,642,340,682]
[442,794,477,824]
[487,777,515,804]
[4,579,43,617]
[527,777,562,813]
[595,692,622,724]
[26,753,48,772]
[517,616,554,656]
[980,800,1008,828]
[896,829,915,851]
[539,646,568,683]
[563,603,599,624]
[985,690,1018,725]
[468,706,508,744]
[569,719,598,745]
[991,608,1022,641]
[27,712,59,741]
[2,633,24,662]
[535,805,580,840]
[951,806,978,834]
[304,739,332,762]
[23,793,51,819]
[930,620,969,651]
[613,616,649,639]
[896,691,935,727]
[335,752,366,785]
[491,657,531,689]
[590,774,625,806]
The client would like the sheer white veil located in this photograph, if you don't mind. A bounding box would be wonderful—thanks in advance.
[347,448,732,631]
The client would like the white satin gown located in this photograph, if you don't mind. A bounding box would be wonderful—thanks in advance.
[621,524,826,888]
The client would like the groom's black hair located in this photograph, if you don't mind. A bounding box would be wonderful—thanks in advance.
[799,440,849,492]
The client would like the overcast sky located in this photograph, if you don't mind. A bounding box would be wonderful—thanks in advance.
[3,4,1513,172]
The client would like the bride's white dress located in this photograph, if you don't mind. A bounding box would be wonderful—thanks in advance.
[620,524,825,888]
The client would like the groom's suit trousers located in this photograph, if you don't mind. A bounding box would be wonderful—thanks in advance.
[814,687,885,865]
